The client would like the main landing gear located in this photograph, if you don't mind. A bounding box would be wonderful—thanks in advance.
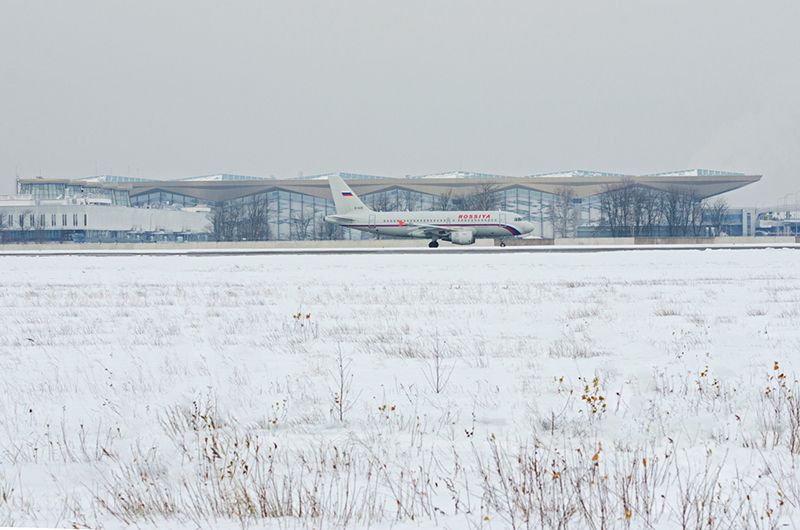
[428,240,439,248]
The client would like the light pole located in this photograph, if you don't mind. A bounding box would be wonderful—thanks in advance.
[753,201,767,226]
[780,194,792,235]
[775,195,786,221]
[795,191,800,235]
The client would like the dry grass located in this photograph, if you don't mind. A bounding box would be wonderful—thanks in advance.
[1,254,799,528]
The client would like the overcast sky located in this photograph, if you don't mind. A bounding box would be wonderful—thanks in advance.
[2,1,799,205]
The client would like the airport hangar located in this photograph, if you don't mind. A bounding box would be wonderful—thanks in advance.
[5,169,761,242]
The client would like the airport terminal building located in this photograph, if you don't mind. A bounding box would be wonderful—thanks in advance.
[1,169,768,243]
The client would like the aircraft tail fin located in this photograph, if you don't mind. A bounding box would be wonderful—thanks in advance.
[328,174,371,214]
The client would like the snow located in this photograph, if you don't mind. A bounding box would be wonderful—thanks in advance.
[1,249,799,528]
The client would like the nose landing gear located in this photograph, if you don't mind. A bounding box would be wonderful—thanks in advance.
[428,240,439,248]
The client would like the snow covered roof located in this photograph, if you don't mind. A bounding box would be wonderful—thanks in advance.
[290,169,747,180]
[643,169,746,177]
[46,168,752,184]
[525,169,746,179]
[405,171,512,179]
[525,170,631,178]
[176,174,273,182]
[76,175,156,183]
[288,172,391,181]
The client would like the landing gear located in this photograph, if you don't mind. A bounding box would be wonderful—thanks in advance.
[428,240,439,248]
[499,239,506,247]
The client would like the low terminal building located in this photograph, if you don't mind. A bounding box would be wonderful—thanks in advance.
[755,210,800,236]
[2,169,763,243]
[0,194,209,243]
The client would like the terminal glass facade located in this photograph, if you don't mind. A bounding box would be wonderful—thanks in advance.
[8,170,761,242]
[131,191,203,209]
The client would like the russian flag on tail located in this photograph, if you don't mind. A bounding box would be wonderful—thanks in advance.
[341,191,353,196]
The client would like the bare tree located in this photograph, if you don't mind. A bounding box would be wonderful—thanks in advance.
[434,189,456,211]
[206,196,272,242]
[391,190,403,211]
[641,189,664,237]
[0,212,8,243]
[399,189,419,211]
[705,196,730,236]
[599,188,619,236]
[366,192,391,212]
[600,180,674,238]
[306,203,320,239]
[600,180,636,237]
[207,206,227,241]
[19,209,32,242]
[290,208,314,240]
[630,186,668,238]
[468,182,500,211]
[450,192,470,211]
[661,187,684,237]
[242,194,271,241]
[316,217,343,240]
[224,201,243,240]
[547,185,576,238]
[33,213,46,243]
[689,194,707,236]
[629,185,647,237]
[661,185,705,237]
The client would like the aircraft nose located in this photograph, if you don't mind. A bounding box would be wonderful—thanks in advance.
[521,221,535,234]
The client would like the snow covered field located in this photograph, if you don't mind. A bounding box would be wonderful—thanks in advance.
[1,249,800,529]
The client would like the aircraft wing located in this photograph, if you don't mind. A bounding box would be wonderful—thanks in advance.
[402,222,462,238]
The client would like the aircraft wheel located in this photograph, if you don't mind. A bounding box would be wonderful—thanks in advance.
[500,240,506,247]
[429,241,439,248]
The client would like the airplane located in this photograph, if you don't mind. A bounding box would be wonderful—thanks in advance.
[323,175,535,247]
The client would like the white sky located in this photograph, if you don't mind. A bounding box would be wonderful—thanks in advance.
[1,1,799,206]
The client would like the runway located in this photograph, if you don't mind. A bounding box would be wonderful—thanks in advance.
[1,242,799,257]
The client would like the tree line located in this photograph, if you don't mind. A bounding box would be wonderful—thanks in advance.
[597,180,729,237]
[367,182,502,212]
[207,195,343,242]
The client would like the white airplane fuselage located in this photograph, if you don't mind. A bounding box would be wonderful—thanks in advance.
[329,210,531,239]
[323,175,535,246]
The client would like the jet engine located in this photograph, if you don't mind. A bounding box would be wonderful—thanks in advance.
[449,230,476,245]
